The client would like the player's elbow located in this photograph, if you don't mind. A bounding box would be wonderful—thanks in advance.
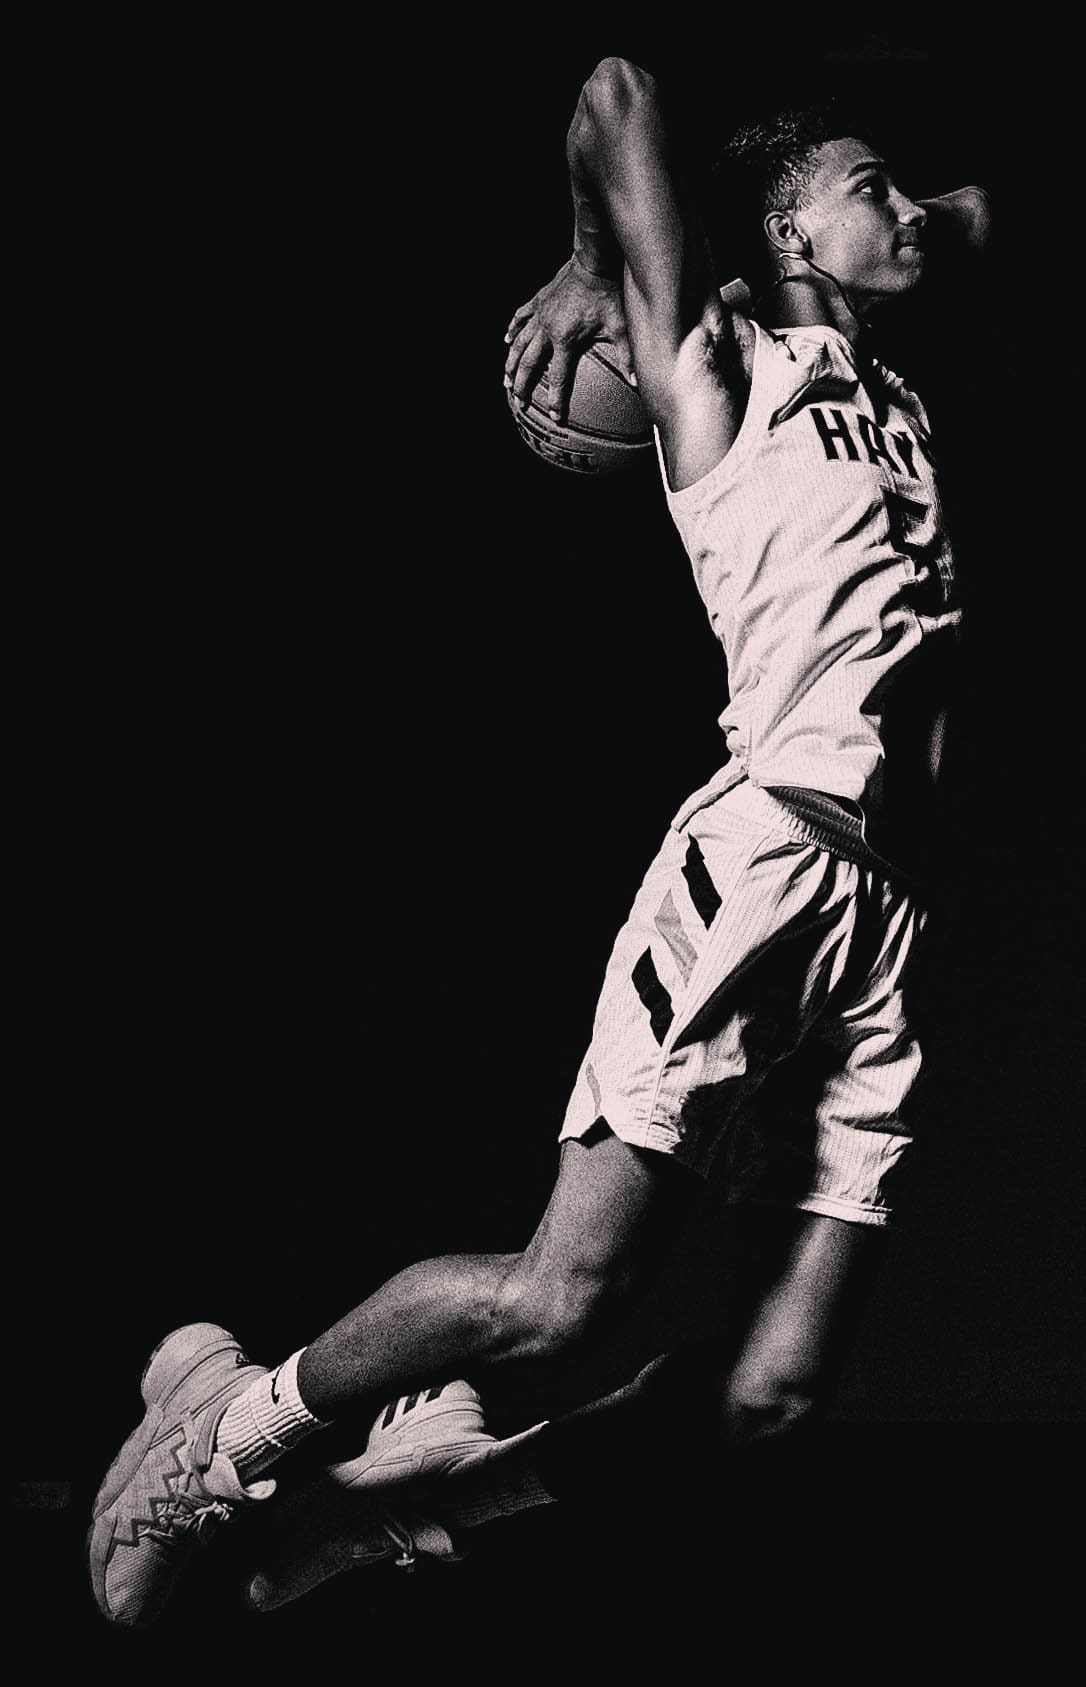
[571,59,657,167]
[583,57,657,130]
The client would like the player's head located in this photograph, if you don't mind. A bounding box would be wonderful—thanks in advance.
[718,107,927,313]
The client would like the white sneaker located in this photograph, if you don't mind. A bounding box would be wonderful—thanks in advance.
[88,1323,276,1627]
[330,1380,546,1491]
[242,1383,552,1612]
[244,1478,464,1612]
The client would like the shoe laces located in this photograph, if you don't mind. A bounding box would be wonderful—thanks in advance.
[152,1476,235,1540]
[379,1515,420,1572]
[377,1512,461,1572]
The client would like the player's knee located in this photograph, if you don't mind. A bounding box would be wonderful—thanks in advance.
[489,1261,609,1366]
[722,1372,818,1446]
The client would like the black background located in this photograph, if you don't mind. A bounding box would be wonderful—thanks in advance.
[13,14,1081,1676]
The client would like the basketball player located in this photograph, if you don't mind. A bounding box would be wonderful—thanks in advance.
[88,57,991,1625]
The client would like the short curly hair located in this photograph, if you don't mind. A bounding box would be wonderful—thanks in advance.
[721,102,846,215]
[705,101,850,283]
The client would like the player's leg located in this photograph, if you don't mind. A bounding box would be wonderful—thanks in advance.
[720,864,926,1442]
[719,1207,884,1442]
[231,826,913,1618]
[239,1356,726,1614]
[240,818,927,1615]
[295,1128,692,1425]
[87,781,865,1627]
[239,1355,684,1613]
[88,1127,693,1627]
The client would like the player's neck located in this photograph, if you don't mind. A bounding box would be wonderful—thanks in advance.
[758,273,864,345]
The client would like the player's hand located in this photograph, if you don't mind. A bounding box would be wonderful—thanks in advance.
[915,186,992,253]
[504,254,635,420]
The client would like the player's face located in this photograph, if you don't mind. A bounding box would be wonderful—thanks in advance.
[796,138,927,302]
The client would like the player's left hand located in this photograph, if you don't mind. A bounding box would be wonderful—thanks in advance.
[915,186,992,253]
[504,253,634,420]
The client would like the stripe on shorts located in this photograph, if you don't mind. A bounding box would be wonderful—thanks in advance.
[682,837,722,929]
[632,948,674,1044]
[654,889,698,981]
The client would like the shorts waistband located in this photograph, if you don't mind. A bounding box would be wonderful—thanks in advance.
[727,781,884,869]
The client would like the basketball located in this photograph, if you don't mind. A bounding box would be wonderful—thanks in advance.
[508,343,652,474]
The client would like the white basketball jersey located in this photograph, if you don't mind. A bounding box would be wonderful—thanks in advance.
[661,320,961,876]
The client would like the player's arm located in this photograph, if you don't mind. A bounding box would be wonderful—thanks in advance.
[916,186,993,256]
[568,60,749,409]
[506,59,751,479]
[503,65,643,418]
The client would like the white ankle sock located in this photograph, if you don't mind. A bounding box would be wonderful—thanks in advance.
[216,1350,325,1482]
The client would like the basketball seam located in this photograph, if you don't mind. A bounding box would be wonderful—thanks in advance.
[516,407,651,449]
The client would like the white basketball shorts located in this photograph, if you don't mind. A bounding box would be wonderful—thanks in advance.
[559,777,927,1225]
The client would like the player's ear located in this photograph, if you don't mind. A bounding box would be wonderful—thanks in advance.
[764,210,811,259]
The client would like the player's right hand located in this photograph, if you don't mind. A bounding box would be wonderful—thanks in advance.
[504,253,635,420]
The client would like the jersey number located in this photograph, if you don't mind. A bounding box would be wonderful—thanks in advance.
[883,489,951,616]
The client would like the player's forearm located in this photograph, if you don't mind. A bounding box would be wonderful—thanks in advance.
[567,59,674,288]
[917,186,992,253]
[567,82,625,282]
